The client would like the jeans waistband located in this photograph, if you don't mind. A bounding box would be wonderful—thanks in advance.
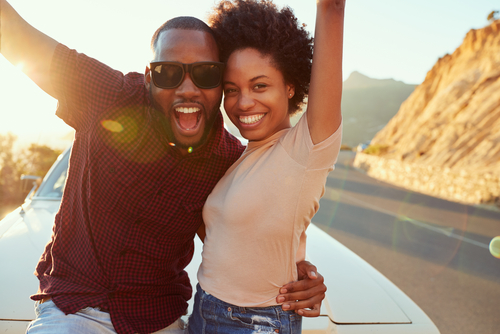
[196,284,292,316]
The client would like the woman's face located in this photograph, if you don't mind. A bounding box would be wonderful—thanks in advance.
[223,48,294,141]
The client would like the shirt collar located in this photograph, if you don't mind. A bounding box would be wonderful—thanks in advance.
[180,111,226,160]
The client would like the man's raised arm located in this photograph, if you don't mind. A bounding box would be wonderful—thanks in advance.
[1,0,59,97]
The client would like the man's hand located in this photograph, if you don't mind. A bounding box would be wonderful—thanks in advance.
[276,261,326,317]
[0,0,59,97]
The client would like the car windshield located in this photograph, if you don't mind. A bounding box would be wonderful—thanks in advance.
[34,150,70,199]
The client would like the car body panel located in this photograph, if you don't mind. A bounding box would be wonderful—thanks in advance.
[0,200,60,322]
[0,321,31,332]
[305,224,440,333]
[307,224,411,324]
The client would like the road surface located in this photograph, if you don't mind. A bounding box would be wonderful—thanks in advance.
[313,151,500,334]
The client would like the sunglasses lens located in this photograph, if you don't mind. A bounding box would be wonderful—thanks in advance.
[153,64,184,88]
[192,64,222,88]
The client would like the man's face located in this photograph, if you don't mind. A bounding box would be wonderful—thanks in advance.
[145,29,222,149]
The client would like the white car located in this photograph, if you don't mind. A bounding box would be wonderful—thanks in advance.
[0,146,440,333]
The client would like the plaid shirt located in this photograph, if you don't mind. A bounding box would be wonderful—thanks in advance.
[31,45,245,334]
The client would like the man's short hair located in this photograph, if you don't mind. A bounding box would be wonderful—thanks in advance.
[151,16,216,52]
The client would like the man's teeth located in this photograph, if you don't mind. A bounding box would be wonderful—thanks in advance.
[240,114,264,124]
[176,107,200,114]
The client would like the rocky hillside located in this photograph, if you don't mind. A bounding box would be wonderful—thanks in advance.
[341,72,416,147]
[355,20,500,205]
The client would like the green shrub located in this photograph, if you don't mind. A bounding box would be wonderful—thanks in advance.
[363,144,389,156]
[340,144,353,151]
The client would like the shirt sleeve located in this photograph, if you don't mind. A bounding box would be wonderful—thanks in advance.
[50,44,126,132]
[280,112,343,171]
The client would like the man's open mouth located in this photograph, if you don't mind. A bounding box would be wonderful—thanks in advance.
[175,107,202,131]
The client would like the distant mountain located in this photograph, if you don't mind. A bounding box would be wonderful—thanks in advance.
[343,71,412,90]
[341,71,416,147]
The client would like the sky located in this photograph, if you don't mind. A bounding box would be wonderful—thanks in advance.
[0,0,498,149]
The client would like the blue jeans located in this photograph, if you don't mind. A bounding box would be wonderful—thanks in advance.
[26,300,186,334]
[188,284,302,334]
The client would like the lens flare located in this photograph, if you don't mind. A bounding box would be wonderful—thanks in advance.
[101,120,124,133]
[489,236,500,259]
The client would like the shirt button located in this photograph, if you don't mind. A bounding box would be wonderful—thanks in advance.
[109,167,116,173]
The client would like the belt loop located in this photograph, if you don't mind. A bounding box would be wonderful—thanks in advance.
[274,305,281,321]
[40,296,52,304]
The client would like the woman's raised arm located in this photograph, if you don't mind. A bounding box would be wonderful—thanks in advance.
[306,0,345,144]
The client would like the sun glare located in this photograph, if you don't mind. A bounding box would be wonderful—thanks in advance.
[101,120,124,133]
[490,236,500,259]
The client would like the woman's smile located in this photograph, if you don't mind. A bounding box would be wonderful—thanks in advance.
[239,113,265,125]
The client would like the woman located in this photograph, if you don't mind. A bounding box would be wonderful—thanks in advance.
[189,0,345,333]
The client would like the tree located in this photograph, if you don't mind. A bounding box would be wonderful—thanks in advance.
[0,133,23,217]
[17,143,63,177]
[0,135,62,219]
[487,10,499,22]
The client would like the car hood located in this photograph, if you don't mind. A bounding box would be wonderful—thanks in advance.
[0,199,61,320]
[306,223,431,325]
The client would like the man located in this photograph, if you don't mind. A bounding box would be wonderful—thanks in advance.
[0,1,326,333]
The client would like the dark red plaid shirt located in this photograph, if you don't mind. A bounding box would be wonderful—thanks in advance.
[31,44,244,334]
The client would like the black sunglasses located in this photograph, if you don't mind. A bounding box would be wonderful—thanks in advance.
[149,61,225,89]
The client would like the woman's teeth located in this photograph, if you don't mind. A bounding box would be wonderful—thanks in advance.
[240,114,264,124]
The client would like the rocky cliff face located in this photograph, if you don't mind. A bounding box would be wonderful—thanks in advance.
[355,20,500,205]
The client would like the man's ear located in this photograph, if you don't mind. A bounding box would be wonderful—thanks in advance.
[145,66,152,89]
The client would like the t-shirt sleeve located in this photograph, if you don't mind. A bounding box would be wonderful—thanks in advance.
[50,44,126,131]
[280,113,342,171]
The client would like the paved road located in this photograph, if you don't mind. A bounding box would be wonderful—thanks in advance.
[313,151,500,334]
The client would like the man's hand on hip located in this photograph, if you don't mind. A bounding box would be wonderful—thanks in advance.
[276,260,326,317]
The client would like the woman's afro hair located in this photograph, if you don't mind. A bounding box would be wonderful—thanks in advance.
[208,0,313,114]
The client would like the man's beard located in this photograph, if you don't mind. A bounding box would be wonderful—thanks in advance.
[149,89,221,150]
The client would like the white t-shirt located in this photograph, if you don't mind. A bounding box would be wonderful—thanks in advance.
[198,113,342,306]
